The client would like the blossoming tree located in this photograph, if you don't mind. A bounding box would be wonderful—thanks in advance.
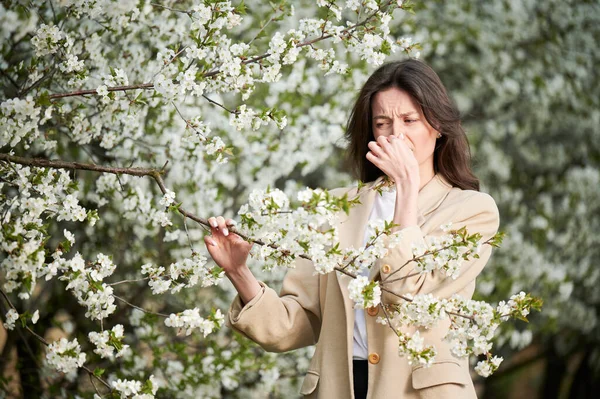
[1,1,541,398]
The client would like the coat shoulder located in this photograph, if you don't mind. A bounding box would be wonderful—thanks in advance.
[442,188,500,223]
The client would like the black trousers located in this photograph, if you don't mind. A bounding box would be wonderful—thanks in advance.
[353,360,368,399]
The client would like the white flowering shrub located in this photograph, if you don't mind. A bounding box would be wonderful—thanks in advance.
[0,0,549,397]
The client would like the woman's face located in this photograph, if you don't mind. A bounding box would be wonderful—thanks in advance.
[371,87,439,170]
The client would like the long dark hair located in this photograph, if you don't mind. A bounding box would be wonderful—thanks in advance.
[345,59,480,191]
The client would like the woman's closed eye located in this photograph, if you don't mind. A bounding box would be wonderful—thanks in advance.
[405,118,418,124]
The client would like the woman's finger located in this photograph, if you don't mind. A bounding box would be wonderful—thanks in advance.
[204,235,218,248]
[216,216,229,237]
[367,141,386,158]
[366,151,382,166]
[208,216,217,229]
[376,135,390,147]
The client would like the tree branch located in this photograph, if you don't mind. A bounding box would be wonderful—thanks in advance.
[0,152,360,278]
[49,83,154,99]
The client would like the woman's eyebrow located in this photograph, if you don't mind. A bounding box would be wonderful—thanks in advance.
[373,115,392,121]
[372,111,418,120]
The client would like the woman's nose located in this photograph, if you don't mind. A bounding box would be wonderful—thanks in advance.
[391,126,404,139]
[392,120,404,138]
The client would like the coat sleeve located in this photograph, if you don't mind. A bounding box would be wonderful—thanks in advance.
[226,187,351,352]
[378,192,500,303]
[227,257,321,352]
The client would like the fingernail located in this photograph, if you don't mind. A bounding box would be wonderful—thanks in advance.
[223,228,229,236]
[209,238,218,247]
[210,221,217,228]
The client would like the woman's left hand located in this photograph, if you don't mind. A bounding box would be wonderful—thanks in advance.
[366,135,420,190]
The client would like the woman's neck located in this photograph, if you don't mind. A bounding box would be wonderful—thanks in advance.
[419,164,436,191]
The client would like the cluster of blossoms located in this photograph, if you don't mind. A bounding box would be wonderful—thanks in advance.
[2,309,19,330]
[30,21,88,87]
[56,252,118,320]
[348,276,382,309]
[0,96,42,148]
[0,164,97,299]
[107,374,159,399]
[95,68,129,106]
[140,251,222,295]
[45,337,87,375]
[474,355,504,378]
[410,223,485,279]
[93,178,185,234]
[341,218,404,275]
[164,308,225,337]
[241,181,406,274]
[376,289,541,376]
[176,116,230,165]
[1,308,39,331]
[392,293,448,329]
[397,330,437,367]
[238,186,371,272]
[30,23,71,57]
[88,324,131,360]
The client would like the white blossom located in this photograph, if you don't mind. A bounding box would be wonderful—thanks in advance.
[46,338,87,374]
[3,309,18,330]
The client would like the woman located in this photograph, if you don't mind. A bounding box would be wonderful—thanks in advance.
[204,59,500,398]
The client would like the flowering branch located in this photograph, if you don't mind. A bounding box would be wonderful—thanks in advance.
[0,153,366,278]
[0,287,113,393]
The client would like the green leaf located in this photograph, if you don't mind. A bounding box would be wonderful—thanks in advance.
[236,0,247,15]
[37,91,52,107]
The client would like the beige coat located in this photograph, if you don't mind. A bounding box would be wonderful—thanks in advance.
[228,174,500,398]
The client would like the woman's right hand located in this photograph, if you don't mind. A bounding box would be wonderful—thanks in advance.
[204,216,261,305]
[203,216,253,274]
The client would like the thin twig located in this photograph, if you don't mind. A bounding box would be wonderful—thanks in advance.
[112,294,170,318]
[201,94,238,114]
[182,214,196,252]
[171,102,208,141]
[150,2,191,14]
[379,271,421,285]
[380,303,401,336]
[152,45,189,81]
[107,277,150,286]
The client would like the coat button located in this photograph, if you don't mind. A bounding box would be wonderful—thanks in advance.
[368,353,380,364]
[381,264,392,274]
[367,306,379,316]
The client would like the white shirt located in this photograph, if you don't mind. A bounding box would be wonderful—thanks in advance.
[352,187,397,360]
